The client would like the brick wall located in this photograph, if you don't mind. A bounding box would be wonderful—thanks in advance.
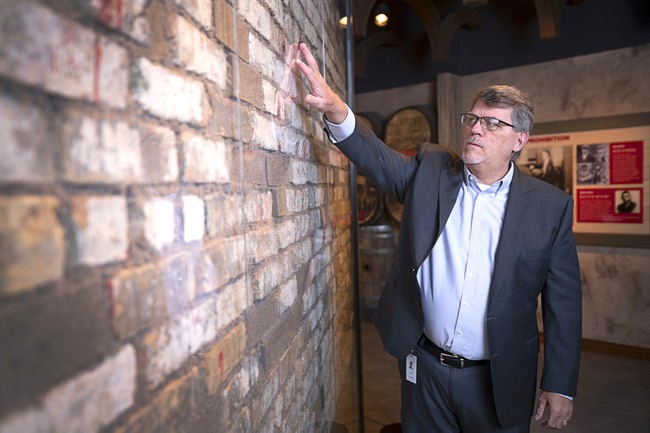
[0,0,356,431]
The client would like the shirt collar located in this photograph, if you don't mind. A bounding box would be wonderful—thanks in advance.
[463,163,514,196]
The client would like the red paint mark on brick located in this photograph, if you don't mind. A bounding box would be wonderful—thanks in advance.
[99,0,123,28]
[93,41,103,103]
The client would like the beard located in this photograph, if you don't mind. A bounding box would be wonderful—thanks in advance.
[462,138,484,165]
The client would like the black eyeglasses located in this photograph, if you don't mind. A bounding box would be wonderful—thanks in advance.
[460,113,515,131]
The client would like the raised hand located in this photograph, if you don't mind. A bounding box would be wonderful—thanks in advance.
[292,43,348,124]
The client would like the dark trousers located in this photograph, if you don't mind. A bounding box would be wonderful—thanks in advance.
[398,342,530,433]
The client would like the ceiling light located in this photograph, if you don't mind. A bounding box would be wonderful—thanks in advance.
[374,4,389,27]
[339,16,348,28]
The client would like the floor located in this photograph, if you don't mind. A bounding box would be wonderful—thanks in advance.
[352,320,650,433]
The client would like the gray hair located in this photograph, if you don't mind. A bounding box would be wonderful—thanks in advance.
[471,85,535,134]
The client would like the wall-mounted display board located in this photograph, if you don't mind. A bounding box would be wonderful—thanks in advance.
[518,126,649,243]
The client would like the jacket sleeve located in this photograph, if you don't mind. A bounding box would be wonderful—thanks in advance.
[333,115,423,203]
[540,196,582,397]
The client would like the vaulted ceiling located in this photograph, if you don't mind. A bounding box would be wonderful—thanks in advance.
[353,0,650,93]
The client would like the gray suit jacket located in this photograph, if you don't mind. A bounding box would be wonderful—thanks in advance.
[335,118,582,427]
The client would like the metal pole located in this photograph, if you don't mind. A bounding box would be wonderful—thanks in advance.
[344,1,365,431]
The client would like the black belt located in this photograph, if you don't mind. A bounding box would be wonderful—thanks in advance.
[418,335,489,369]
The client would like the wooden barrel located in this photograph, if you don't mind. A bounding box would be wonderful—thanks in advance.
[358,225,396,319]
[384,194,404,224]
[384,105,437,156]
[356,112,386,225]
[356,112,385,138]
[357,175,383,225]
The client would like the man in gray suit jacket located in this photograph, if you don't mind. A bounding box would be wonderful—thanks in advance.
[295,43,581,432]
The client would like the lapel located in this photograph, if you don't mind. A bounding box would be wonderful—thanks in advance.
[487,166,532,310]
[410,156,464,269]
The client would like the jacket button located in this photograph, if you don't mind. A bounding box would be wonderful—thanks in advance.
[417,300,421,306]
[411,267,416,273]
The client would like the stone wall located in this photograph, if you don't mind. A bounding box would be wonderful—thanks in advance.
[0,0,357,432]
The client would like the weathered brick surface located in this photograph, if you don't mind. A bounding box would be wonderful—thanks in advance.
[110,262,169,341]
[0,196,65,296]
[174,0,213,30]
[0,0,353,431]
[87,0,151,44]
[181,195,205,243]
[0,96,54,183]
[138,125,180,183]
[143,297,217,388]
[175,15,227,88]
[204,322,247,395]
[112,368,198,433]
[61,116,143,184]
[132,58,210,125]
[70,196,129,265]
[0,345,136,433]
[181,131,230,183]
[205,193,244,237]
[139,198,176,250]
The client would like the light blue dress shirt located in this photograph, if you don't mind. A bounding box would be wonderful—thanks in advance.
[418,166,513,360]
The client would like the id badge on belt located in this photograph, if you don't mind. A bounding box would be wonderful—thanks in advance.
[406,354,417,384]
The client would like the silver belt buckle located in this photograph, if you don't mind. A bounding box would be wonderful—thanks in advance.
[440,352,464,368]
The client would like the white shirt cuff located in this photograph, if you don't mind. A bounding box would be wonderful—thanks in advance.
[324,105,355,143]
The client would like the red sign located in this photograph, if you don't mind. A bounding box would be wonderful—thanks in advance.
[577,188,643,224]
[610,141,643,184]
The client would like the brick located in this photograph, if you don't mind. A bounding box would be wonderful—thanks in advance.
[139,124,179,183]
[140,198,176,250]
[204,322,247,395]
[267,154,292,186]
[245,190,274,223]
[290,161,316,185]
[205,193,244,237]
[248,34,280,82]
[143,297,217,388]
[174,0,213,30]
[238,61,264,108]
[251,257,282,300]
[88,0,150,44]
[181,195,205,243]
[70,196,128,265]
[112,368,197,433]
[0,196,65,296]
[0,2,95,101]
[97,37,129,108]
[222,355,259,417]
[309,300,323,330]
[175,15,227,88]
[275,188,309,216]
[61,116,143,184]
[214,0,249,60]
[132,57,210,125]
[0,96,54,183]
[250,111,278,151]
[242,150,267,188]
[109,263,168,340]
[202,236,246,291]
[239,0,274,42]
[181,131,229,183]
[215,278,250,330]
[0,345,136,433]
[276,276,297,315]
[277,219,296,250]
[246,226,279,264]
